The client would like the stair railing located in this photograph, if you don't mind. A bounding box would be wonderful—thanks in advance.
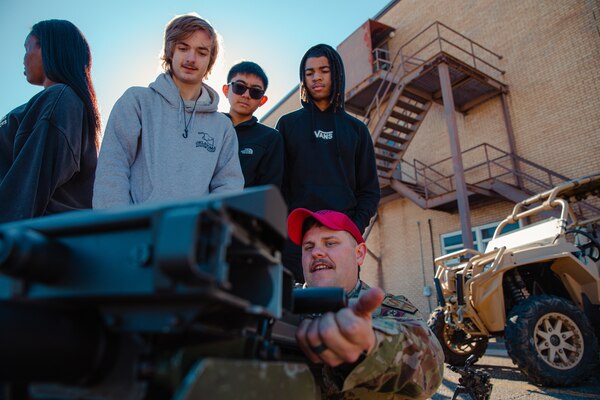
[361,46,409,129]
[359,21,505,130]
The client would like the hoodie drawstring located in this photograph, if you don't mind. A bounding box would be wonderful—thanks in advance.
[180,95,200,139]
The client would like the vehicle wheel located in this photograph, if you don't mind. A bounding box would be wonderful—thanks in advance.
[505,295,599,386]
[428,307,488,366]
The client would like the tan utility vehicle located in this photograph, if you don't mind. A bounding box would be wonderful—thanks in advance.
[428,173,600,386]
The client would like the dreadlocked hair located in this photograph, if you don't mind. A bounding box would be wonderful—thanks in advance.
[299,44,345,112]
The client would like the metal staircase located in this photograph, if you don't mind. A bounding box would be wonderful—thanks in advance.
[392,142,600,221]
[344,21,599,230]
[371,86,432,185]
[354,49,436,186]
[345,21,506,193]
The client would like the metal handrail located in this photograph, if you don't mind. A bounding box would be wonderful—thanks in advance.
[419,142,567,181]
[361,46,407,125]
[397,159,453,196]
[395,143,599,221]
[438,38,505,75]
[398,23,505,77]
[360,21,505,127]
[401,143,575,200]
[414,159,453,193]
[434,21,503,59]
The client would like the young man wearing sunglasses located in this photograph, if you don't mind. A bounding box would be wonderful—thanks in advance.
[222,61,283,189]
[276,44,380,282]
[94,14,244,209]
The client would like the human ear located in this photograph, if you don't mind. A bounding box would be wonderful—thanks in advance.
[356,243,367,266]
[259,96,268,106]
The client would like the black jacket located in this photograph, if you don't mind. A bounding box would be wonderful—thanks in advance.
[0,84,97,223]
[276,104,380,233]
[227,115,283,189]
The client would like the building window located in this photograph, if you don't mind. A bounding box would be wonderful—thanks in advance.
[372,46,391,72]
[441,221,521,257]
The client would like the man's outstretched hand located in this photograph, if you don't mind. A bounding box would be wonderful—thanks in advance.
[296,287,385,367]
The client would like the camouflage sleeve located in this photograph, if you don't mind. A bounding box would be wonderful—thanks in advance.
[322,294,445,399]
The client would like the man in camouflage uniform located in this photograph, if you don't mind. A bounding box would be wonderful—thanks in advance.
[288,208,444,399]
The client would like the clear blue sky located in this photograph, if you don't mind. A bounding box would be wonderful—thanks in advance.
[0,0,391,127]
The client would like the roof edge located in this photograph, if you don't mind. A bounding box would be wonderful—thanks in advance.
[373,0,401,21]
[260,83,300,123]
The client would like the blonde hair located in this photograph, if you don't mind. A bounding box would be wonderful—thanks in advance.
[161,14,218,79]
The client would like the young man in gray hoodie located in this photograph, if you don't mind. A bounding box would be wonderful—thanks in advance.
[93,14,244,208]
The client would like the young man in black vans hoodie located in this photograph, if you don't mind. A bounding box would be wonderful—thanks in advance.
[276,44,380,282]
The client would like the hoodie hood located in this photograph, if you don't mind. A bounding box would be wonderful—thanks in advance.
[300,83,336,112]
[149,73,220,113]
[298,44,346,113]
[93,72,244,209]
[301,98,336,113]
[224,114,258,129]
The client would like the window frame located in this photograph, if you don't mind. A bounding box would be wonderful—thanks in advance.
[440,220,522,258]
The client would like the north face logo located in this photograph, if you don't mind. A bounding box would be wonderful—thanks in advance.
[240,148,253,155]
[314,130,333,140]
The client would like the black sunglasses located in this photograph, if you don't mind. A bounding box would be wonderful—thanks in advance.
[228,81,265,100]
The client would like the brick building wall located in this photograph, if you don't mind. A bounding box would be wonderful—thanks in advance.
[360,0,600,312]
[261,86,300,128]
[362,198,517,313]
[378,0,600,180]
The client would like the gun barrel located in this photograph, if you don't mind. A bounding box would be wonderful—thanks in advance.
[292,287,347,314]
[0,302,112,383]
[0,228,68,283]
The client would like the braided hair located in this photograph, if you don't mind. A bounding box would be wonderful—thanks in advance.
[299,44,345,112]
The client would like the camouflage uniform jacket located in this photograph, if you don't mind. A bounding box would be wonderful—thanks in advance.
[317,280,444,399]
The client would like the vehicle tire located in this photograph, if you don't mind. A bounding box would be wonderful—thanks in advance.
[504,295,599,386]
[428,307,488,366]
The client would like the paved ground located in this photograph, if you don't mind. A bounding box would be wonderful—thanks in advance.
[431,345,600,399]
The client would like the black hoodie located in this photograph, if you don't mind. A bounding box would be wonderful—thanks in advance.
[226,114,283,189]
[276,103,380,233]
[0,84,97,223]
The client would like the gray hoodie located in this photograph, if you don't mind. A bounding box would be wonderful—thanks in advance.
[93,73,244,208]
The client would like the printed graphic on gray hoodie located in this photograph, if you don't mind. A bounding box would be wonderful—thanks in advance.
[93,73,244,208]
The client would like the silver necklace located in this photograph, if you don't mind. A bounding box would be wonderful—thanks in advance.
[181,95,200,138]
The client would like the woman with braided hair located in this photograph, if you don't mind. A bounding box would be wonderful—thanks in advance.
[276,44,380,282]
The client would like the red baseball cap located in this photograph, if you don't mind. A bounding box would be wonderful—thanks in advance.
[287,208,364,245]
